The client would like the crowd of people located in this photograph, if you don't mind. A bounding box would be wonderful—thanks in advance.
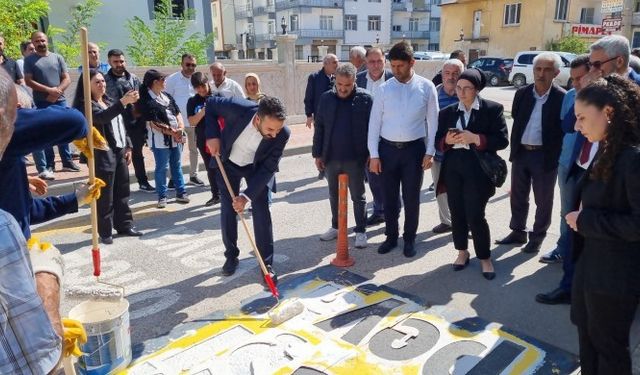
[0,28,639,373]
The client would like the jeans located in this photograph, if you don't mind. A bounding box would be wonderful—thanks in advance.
[325,159,367,233]
[33,99,72,169]
[151,146,185,199]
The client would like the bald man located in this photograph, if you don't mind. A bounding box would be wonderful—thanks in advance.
[209,62,245,98]
[77,42,109,74]
[304,53,338,128]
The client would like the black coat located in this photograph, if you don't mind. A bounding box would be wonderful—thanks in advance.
[573,146,640,296]
[304,68,333,117]
[91,98,132,172]
[355,69,394,89]
[510,84,566,171]
[312,88,373,163]
[104,69,144,129]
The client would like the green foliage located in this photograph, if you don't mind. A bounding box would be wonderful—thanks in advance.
[47,0,103,67]
[125,0,214,66]
[0,0,49,58]
[546,35,590,55]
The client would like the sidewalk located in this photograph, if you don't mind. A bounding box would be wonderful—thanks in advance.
[29,123,314,196]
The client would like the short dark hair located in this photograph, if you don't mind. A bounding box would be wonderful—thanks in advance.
[365,47,384,58]
[570,54,590,69]
[450,49,464,59]
[632,47,640,58]
[190,71,209,87]
[108,49,125,58]
[257,96,286,121]
[181,53,196,62]
[387,41,414,62]
[19,41,32,52]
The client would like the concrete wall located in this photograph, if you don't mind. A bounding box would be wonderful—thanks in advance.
[65,60,443,123]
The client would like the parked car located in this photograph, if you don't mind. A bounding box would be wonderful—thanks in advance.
[468,57,514,86]
[413,51,448,60]
[509,51,576,88]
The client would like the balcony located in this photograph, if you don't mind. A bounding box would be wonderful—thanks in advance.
[391,1,429,11]
[633,12,640,26]
[276,0,343,10]
[236,34,256,49]
[291,29,344,39]
[235,6,253,18]
[253,4,275,16]
[391,30,429,39]
[254,33,276,42]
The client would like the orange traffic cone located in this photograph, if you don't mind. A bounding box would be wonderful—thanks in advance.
[331,173,355,267]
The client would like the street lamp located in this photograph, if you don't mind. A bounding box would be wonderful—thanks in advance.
[402,33,406,40]
[376,32,380,44]
[281,16,287,35]
[456,28,464,41]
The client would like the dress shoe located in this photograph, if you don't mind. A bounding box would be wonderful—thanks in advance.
[205,196,221,207]
[495,231,527,245]
[482,272,496,280]
[536,288,571,305]
[432,223,452,234]
[117,228,143,237]
[452,257,470,271]
[100,236,113,245]
[377,237,398,254]
[522,240,543,254]
[403,241,416,257]
[221,258,239,276]
[366,214,385,226]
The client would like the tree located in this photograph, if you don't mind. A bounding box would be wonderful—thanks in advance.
[125,0,214,66]
[47,0,103,67]
[546,35,590,55]
[0,0,49,58]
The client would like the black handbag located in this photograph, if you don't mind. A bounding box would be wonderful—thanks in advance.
[457,110,508,187]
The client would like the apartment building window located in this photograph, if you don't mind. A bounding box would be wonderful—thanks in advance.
[345,15,358,31]
[290,15,299,31]
[320,15,334,30]
[635,0,640,12]
[428,43,439,50]
[392,25,402,31]
[409,18,419,31]
[430,17,440,31]
[268,20,276,34]
[554,0,569,21]
[152,0,194,18]
[368,15,381,31]
[580,8,594,24]
[504,3,521,26]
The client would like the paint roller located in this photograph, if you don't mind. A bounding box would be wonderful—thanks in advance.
[214,155,303,324]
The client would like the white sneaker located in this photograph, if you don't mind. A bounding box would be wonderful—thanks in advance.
[38,170,55,181]
[319,227,338,241]
[355,232,368,248]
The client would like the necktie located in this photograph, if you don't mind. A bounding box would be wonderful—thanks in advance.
[579,140,592,165]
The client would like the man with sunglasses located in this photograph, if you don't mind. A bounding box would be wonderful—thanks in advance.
[584,35,640,86]
[166,53,204,187]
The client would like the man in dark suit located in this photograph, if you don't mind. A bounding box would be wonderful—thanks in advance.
[355,47,394,226]
[496,53,566,253]
[304,54,338,128]
[205,96,290,278]
[313,63,373,248]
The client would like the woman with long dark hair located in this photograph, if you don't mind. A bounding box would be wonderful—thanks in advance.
[72,69,142,244]
[137,69,189,208]
[566,74,640,375]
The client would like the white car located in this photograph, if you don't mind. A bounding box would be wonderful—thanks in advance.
[414,51,448,61]
[508,51,577,88]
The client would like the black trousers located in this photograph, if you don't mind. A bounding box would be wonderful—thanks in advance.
[571,282,639,375]
[127,125,149,185]
[95,148,133,238]
[443,149,494,259]
[325,159,367,233]
[195,125,219,198]
[509,149,558,241]
[378,139,425,242]
[216,161,273,265]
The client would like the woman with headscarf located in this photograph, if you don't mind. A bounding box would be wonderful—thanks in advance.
[566,75,640,375]
[435,68,509,280]
[72,69,143,244]
[244,73,265,103]
[137,69,190,208]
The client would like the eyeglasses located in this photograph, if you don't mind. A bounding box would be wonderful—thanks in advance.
[587,56,619,70]
[185,63,197,68]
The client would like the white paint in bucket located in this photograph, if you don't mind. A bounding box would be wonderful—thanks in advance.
[68,299,132,375]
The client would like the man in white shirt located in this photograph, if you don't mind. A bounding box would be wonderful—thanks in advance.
[209,62,245,98]
[165,53,204,186]
[368,41,439,258]
[16,41,36,77]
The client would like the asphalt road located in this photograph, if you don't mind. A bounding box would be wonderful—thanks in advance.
[34,134,578,359]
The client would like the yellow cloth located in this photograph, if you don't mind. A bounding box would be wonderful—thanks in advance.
[72,127,108,159]
[62,318,87,357]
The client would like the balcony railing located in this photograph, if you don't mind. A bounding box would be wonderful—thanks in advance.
[633,12,640,26]
[255,33,276,42]
[276,0,343,10]
[391,30,429,39]
[391,1,429,11]
[253,4,276,15]
[291,29,344,39]
[236,34,256,48]
[234,7,253,18]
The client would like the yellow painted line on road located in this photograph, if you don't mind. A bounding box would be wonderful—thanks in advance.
[32,204,173,237]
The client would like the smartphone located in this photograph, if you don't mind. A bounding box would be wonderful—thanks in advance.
[448,128,463,134]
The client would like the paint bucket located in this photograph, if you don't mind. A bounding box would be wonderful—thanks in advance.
[68,299,132,375]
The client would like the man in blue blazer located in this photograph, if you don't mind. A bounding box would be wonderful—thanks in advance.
[205,96,290,278]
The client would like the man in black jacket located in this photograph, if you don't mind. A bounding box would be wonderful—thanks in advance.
[104,49,154,192]
[496,53,566,253]
[304,54,338,128]
[313,63,373,248]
